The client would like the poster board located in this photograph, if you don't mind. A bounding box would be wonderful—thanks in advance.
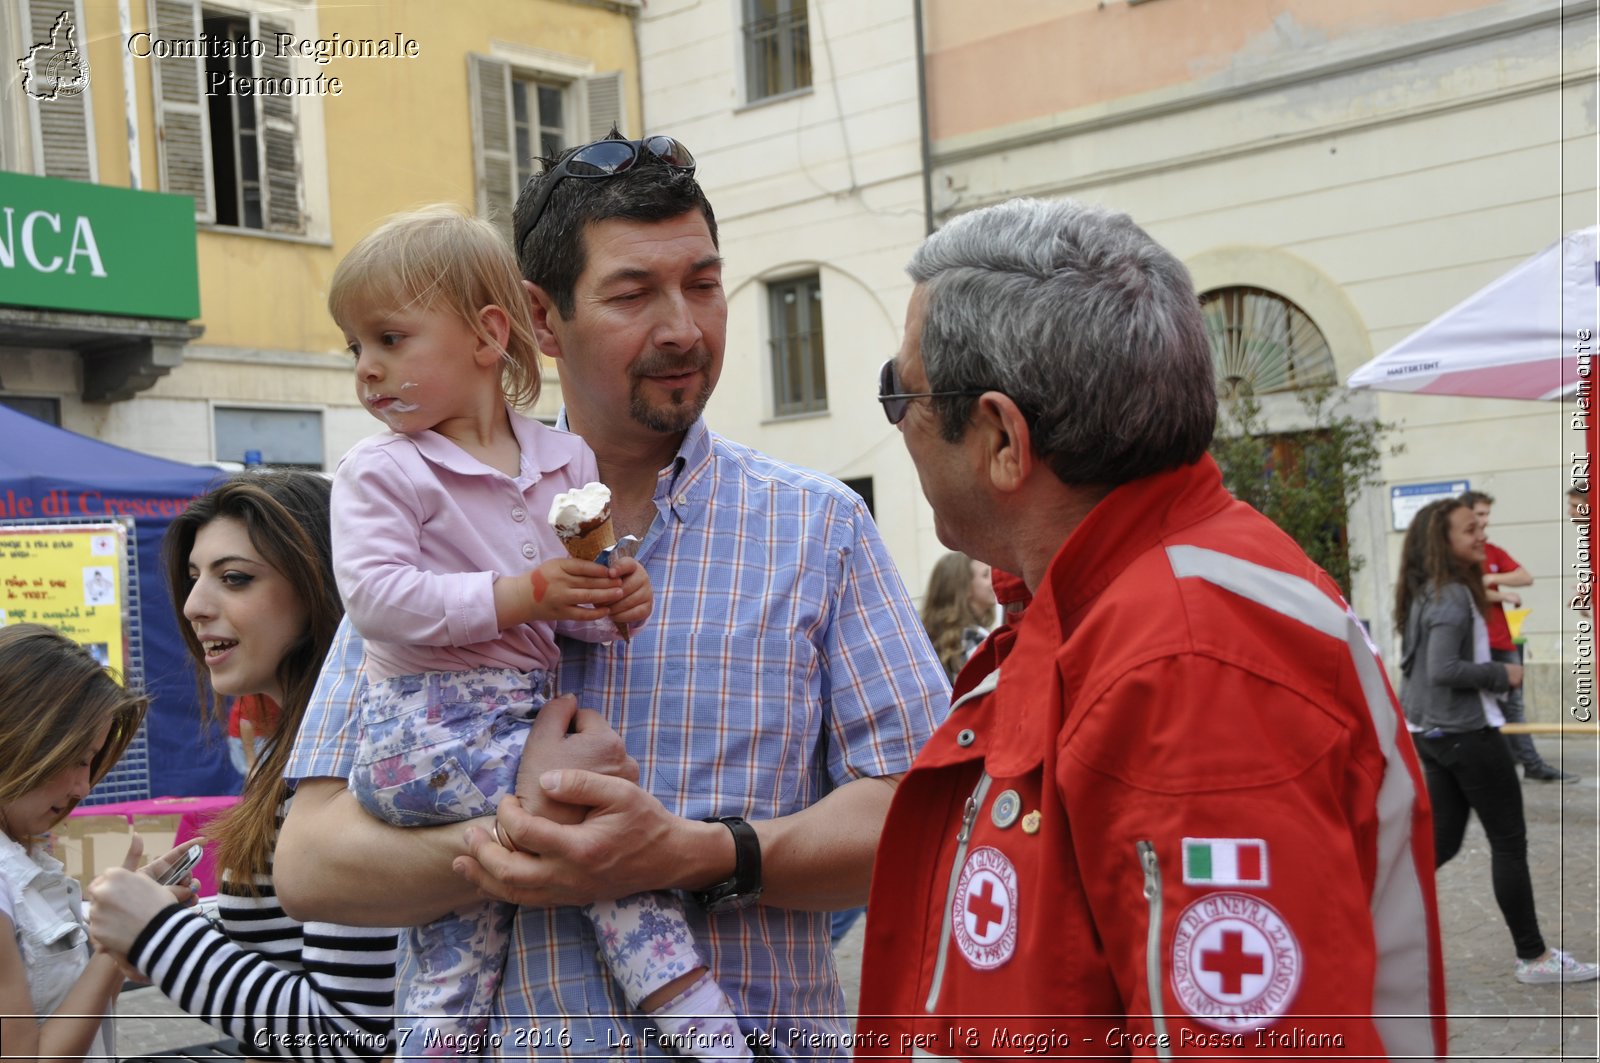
[0,520,134,677]
[1389,479,1470,532]
[0,518,150,802]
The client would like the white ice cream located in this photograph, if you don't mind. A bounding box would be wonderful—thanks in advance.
[548,481,612,534]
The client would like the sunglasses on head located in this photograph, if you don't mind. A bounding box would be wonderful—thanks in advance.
[515,135,697,252]
[877,359,991,426]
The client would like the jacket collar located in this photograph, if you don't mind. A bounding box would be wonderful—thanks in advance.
[554,410,714,532]
[403,406,570,480]
[0,830,47,893]
[986,456,1231,777]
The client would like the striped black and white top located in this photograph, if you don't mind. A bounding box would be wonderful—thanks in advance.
[126,803,397,1062]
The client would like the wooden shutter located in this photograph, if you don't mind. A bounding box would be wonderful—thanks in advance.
[24,0,96,181]
[581,71,625,140]
[469,54,515,229]
[256,16,303,233]
[148,0,213,220]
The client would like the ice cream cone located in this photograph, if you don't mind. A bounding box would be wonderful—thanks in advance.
[558,511,617,562]
[548,482,629,641]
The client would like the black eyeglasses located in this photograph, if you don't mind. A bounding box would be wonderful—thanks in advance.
[515,135,697,252]
[877,360,990,425]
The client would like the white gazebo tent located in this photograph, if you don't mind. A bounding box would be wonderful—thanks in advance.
[1347,226,1597,402]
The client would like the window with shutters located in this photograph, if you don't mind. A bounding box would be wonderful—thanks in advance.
[469,55,624,235]
[742,0,810,103]
[768,274,826,416]
[149,0,304,234]
[512,79,568,197]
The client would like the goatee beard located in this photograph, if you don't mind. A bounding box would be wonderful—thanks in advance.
[630,385,707,433]
[628,353,712,433]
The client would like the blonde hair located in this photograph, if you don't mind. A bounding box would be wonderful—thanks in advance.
[0,624,148,846]
[328,204,542,408]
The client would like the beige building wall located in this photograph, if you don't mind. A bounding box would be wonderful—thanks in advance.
[923,0,1596,707]
[5,0,640,469]
[637,0,942,594]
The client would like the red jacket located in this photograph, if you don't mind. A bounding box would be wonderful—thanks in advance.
[1482,542,1519,651]
[857,457,1445,1060]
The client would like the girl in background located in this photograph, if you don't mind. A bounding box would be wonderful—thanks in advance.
[0,622,151,1061]
[920,551,996,684]
[1396,498,1598,986]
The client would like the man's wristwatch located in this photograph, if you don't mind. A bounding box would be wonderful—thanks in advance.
[693,816,763,913]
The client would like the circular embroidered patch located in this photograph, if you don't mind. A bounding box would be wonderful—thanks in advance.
[1170,892,1301,1031]
[951,846,1018,970]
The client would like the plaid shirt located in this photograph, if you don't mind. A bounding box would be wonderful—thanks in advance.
[288,418,947,1060]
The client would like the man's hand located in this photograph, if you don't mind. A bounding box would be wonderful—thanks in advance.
[456,770,710,908]
[512,695,639,826]
[1486,584,1523,607]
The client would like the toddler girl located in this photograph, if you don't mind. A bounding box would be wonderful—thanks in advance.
[329,206,750,1061]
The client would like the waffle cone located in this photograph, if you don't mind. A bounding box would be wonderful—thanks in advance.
[558,512,617,562]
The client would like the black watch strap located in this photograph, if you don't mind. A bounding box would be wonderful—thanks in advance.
[694,816,763,913]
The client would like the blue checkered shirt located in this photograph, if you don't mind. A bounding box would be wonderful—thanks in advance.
[287,419,947,1060]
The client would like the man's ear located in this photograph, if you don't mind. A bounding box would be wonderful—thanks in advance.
[972,392,1034,493]
[474,305,512,368]
[524,279,565,361]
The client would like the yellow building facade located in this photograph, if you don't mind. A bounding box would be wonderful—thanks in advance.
[1,0,640,466]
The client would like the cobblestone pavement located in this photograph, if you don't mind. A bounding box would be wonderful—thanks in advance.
[115,738,1599,1060]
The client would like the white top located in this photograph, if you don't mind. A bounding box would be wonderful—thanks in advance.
[0,832,114,1059]
[1472,606,1507,728]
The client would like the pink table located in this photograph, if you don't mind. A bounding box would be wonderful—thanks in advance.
[70,795,239,896]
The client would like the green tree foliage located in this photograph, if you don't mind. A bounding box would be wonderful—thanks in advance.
[1209,386,1401,597]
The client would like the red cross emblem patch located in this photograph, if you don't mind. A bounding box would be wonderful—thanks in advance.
[1170,892,1301,1031]
[952,846,1018,970]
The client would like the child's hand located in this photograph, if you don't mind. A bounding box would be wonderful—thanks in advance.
[607,556,653,630]
[522,557,624,623]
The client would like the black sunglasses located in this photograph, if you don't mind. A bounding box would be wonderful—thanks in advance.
[515,135,696,252]
[877,360,990,426]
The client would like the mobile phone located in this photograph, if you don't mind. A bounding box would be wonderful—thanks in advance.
[158,843,204,886]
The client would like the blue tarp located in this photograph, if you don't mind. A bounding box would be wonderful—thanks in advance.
[0,403,230,797]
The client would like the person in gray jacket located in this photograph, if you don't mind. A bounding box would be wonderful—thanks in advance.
[1396,498,1597,985]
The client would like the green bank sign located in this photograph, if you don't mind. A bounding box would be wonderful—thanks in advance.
[0,170,199,320]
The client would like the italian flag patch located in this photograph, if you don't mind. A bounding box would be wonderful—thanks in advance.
[1182,838,1268,887]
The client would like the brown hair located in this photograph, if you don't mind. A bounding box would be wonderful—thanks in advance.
[1393,498,1490,634]
[329,204,543,409]
[920,552,990,681]
[164,471,339,891]
[0,624,147,847]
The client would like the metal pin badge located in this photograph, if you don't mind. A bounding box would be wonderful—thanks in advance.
[991,789,1022,829]
[1021,810,1042,835]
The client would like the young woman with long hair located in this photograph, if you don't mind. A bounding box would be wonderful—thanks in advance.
[1396,498,1597,985]
[86,471,398,1059]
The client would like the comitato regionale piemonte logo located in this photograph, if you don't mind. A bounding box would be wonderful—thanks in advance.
[18,11,90,101]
